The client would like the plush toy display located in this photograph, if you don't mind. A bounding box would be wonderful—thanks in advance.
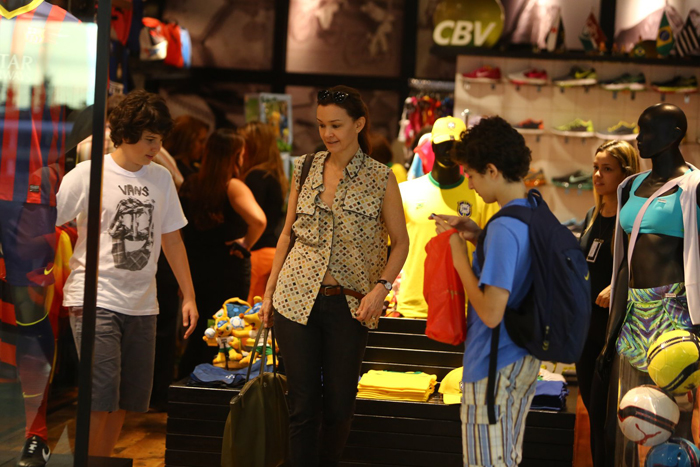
[203,296,276,369]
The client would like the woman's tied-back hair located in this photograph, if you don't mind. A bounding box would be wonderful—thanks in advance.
[239,121,288,195]
[109,90,173,147]
[183,129,245,230]
[317,85,372,155]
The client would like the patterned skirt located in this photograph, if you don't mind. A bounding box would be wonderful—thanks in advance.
[616,282,693,372]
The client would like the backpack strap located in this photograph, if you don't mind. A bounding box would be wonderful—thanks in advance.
[476,189,538,269]
[287,154,316,254]
[487,325,500,424]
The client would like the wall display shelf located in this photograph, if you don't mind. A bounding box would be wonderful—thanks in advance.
[455,54,700,222]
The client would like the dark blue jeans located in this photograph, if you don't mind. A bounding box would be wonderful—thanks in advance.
[274,294,369,467]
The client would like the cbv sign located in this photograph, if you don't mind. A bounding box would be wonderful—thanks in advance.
[432,0,504,49]
[433,20,498,46]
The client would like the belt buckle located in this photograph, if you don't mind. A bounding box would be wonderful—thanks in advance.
[321,285,340,296]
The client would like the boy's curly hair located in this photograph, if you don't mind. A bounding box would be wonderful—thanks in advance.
[453,116,531,182]
[109,90,173,147]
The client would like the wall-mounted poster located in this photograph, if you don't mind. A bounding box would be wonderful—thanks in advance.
[162,0,275,70]
[286,0,404,77]
[160,82,272,130]
[245,93,293,152]
[614,0,700,53]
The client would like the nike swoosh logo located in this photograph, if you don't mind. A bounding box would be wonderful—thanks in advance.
[44,266,54,275]
[584,272,590,281]
[42,447,50,462]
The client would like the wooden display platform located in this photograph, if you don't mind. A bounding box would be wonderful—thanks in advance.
[165,317,575,467]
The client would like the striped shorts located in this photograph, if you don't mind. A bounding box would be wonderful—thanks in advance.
[461,355,540,467]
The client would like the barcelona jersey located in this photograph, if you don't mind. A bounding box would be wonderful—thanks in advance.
[0,0,91,206]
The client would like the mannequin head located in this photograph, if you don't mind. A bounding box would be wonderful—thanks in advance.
[432,141,457,169]
[430,117,466,183]
[636,103,687,159]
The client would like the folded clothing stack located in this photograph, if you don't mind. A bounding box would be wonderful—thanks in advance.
[357,370,438,402]
[530,380,569,411]
[188,361,263,388]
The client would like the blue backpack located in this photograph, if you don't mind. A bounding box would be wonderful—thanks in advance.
[476,189,591,423]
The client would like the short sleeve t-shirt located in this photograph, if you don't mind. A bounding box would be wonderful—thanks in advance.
[462,198,533,384]
[398,173,499,318]
[56,154,187,315]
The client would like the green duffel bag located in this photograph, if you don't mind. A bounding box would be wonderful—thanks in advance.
[221,326,289,467]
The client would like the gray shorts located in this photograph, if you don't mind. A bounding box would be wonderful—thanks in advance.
[70,307,157,412]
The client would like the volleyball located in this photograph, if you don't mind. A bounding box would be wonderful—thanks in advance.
[618,385,680,446]
[647,330,700,394]
[645,437,700,467]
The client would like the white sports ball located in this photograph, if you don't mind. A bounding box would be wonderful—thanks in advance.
[230,316,246,330]
[204,328,216,339]
[617,385,680,447]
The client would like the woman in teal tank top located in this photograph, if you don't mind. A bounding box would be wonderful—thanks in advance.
[598,103,699,467]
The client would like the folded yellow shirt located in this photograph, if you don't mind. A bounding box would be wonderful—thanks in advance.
[358,370,437,390]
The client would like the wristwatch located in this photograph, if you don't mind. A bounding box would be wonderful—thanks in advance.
[377,279,392,292]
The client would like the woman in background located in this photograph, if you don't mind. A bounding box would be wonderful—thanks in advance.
[164,115,210,180]
[239,121,287,304]
[369,132,407,183]
[577,140,639,467]
[177,129,266,378]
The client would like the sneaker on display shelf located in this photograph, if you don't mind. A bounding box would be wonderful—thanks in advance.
[650,75,698,93]
[552,66,598,87]
[507,68,548,86]
[551,170,593,190]
[551,118,595,137]
[462,65,501,83]
[18,435,51,467]
[595,121,639,140]
[524,168,546,188]
[599,72,646,91]
[514,119,544,135]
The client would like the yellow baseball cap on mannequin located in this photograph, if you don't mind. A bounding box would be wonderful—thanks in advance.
[432,116,467,145]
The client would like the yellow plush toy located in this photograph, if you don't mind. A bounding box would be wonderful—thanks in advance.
[203,316,244,369]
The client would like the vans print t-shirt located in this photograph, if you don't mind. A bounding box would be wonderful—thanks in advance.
[56,154,187,315]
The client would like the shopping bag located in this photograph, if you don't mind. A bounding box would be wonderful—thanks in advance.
[424,228,467,346]
[221,326,289,467]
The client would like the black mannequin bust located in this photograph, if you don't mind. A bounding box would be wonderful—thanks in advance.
[600,103,691,364]
[430,140,462,186]
[595,102,698,467]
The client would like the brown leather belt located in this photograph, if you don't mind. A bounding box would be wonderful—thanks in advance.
[319,285,365,300]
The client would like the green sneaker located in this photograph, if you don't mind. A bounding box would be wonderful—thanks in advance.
[599,73,646,91]
[551,118,595,137]
[651,75,698,93]
[595,121,639,140]
[553,66,598,87]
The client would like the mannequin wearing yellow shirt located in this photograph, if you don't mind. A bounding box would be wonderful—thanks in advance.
[397,117,498,319]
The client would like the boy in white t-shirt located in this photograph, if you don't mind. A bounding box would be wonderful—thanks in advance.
[56,90,198,457]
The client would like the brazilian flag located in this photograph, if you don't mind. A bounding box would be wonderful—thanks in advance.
[657,11,675,56]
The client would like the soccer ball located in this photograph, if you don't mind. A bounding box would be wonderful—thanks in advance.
[645,437,700,467]
[647,330,700,394]
[230,315,246,331]
[618,385,680,446]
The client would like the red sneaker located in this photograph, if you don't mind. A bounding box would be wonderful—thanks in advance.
[508,68,548,85]
[462,65,501,83]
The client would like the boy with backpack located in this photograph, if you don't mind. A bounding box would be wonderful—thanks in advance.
[434,116,590,466]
